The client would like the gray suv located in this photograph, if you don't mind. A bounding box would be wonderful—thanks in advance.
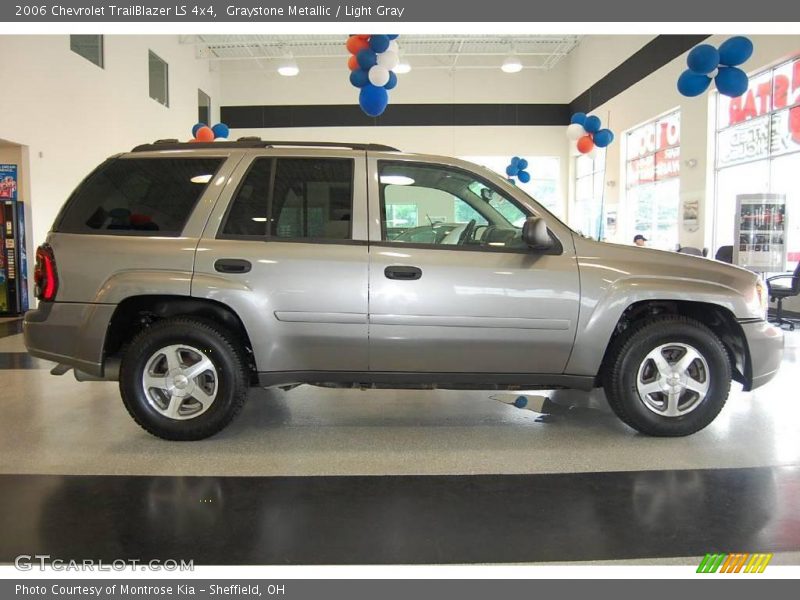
[24,140,784,440]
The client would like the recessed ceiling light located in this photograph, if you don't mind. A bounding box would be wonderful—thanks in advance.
[501,56,523,73]
[394,62,411,74]
[278,59,299,77]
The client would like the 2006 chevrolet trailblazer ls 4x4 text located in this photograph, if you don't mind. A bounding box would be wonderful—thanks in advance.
[24,140,783,440]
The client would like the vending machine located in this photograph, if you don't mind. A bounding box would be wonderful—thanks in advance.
[0,163,29,316]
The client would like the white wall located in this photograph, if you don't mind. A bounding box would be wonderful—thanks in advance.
[221,60,573,214]
[0,35,219,249]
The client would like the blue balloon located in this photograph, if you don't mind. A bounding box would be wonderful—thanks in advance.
[191,122,205,137]
[359,84,389,117]
[507,178,517,186]
[211,123,229,139]
[570,112,587,125]
[356,49,378,70]
[718,36,754,67]
[369,35,391,53]
[384,71,398,90]
[583,115,602,134]
[593,129,615,148]
[677,69,712,97]
[511,156,521,166]
[687,44,720,75]
[517,158,528,170]
[387,34,399,40]
[715,66,749,98]
[505,164,518,177]
[518,170,531,184]
[514,396,528,408]
[349,69,370,88]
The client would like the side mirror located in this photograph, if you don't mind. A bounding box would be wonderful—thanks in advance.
[522,216,554,251]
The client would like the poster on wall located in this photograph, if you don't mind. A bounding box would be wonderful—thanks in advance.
[734,193,787,272]
[0,164,17,200]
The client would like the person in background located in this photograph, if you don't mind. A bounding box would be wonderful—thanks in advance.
[633,234,647,247]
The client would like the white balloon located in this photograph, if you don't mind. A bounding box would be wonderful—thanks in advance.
[387,40,399,55]
[368,65,390,87]
[566,123,586,141]
[377,50,399,70]
[586,147,599,159]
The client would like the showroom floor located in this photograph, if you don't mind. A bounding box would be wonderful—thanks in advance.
[1,317,799,565]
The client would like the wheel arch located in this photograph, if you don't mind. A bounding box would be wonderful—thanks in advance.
[103,295,258,382]
[596,299,751,390]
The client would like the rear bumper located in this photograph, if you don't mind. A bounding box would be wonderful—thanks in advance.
[23,302,116,377]
[740,319,784,390]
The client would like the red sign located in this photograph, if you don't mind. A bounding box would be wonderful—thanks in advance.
[626,112,681,188]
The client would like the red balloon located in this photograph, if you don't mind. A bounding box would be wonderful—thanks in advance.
[195,126,214,142]
[356,34,370,40]
[346,35,369,55]
[347,54,359,71]
[577,135,595,154]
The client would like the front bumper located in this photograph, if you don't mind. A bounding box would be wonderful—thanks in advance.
[23,302,116,377]
[740,319,784,390]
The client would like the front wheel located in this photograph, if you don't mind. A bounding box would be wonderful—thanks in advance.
[603,315,732,436]
[120,318,249,440]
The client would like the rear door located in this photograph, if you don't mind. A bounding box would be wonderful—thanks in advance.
[366,154,580,375]
[193,149,370,377]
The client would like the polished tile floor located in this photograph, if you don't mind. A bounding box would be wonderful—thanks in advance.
[1,321,798,565]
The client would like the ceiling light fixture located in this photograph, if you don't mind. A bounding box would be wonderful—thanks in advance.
[277,58,299,77]
[501,56,523,74]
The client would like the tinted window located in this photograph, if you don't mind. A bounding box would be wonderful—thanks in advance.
[70,35,103,68]
[57,158,222,236]
[222,158,272,237]
[221,158,353,241]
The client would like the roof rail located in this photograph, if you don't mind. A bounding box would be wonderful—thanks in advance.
[131,138,400,152]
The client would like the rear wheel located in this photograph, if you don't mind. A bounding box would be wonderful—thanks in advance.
[603,315,731,436]
[120,318,248,440]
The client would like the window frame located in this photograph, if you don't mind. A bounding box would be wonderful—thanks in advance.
[198,89,211,124]
[148,50,170,108]
[217,156,358,245]
[70,35,104,69]
[374,160,563,255]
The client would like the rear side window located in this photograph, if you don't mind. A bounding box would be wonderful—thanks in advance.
[57,157,223,236]
[221,157,353,241]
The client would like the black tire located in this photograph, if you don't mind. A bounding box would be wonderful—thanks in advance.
[602,315,731,437]
[120,317,248,441]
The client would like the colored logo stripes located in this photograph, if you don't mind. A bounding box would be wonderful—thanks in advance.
[697,553,773,573]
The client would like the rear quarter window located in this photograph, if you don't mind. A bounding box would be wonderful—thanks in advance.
[56,157,223,236]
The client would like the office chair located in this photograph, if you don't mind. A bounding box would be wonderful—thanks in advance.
[677,246,705,257]
[715,245,734,264]
[767,262,800,331]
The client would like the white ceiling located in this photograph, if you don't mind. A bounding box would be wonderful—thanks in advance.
[180,35,581,72]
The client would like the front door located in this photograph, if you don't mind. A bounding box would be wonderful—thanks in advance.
[367,158,580,375]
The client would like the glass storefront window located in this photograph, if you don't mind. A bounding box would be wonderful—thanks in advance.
[572,150,605,239]
[714,55,800,270]
[625,110,681,249]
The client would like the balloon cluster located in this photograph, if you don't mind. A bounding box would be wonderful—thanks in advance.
[505,157,531,184]
[346,34,400,117]
[566,113,614,158]
[191,122,230,142]
[677,36,753,98]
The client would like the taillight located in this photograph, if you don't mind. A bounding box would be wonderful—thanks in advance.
[34,244,58,301]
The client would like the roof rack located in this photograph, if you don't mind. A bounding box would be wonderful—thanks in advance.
[131,138,400,153]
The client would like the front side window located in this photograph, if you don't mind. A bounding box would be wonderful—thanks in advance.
[221,157,353,241]
[379,162,529,250]
[57,158,222,236]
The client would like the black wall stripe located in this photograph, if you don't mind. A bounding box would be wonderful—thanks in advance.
[221,35,711,129]
[221,103,571,128]
[569,34,710,114]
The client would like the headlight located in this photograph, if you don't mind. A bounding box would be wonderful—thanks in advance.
[755,280,769,318]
